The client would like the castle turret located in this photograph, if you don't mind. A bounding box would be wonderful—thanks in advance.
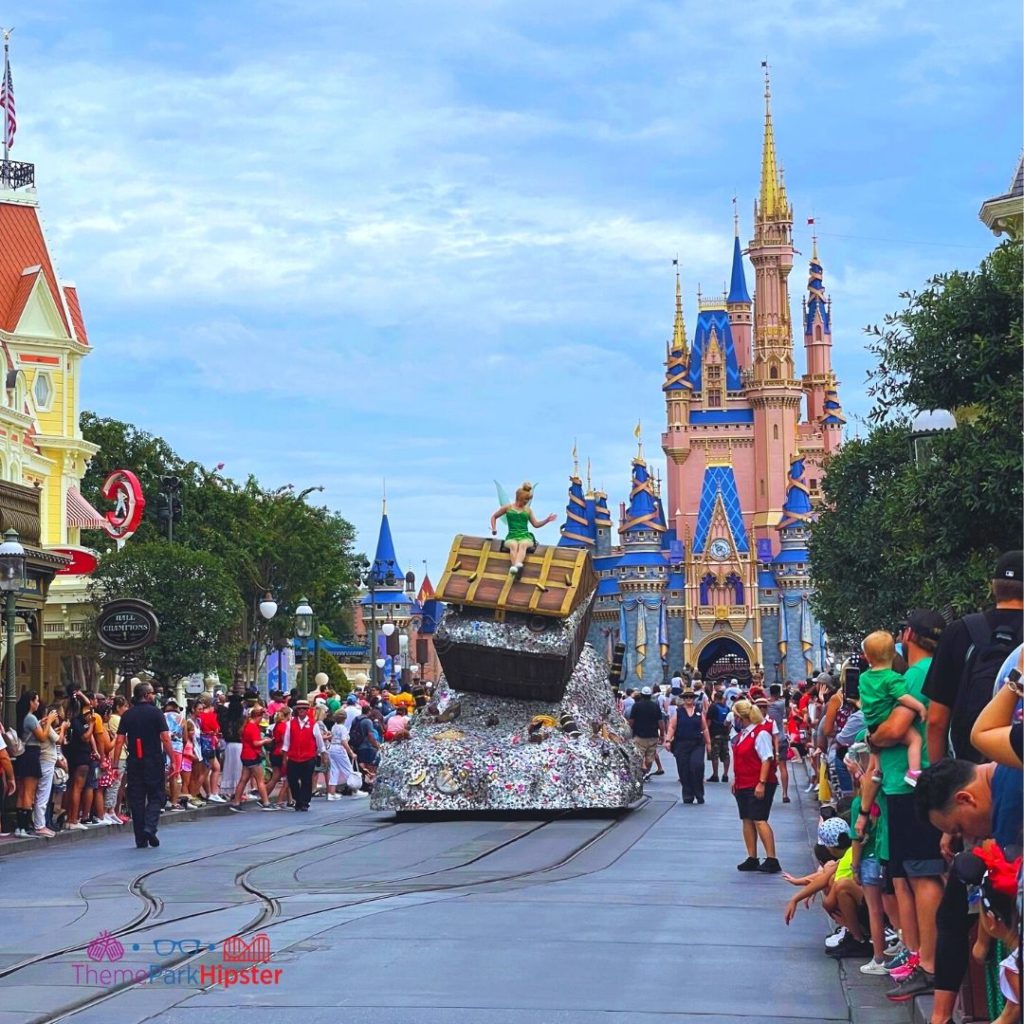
[746,65,804,531]
[801,237,834,427]
[558,472,596,549]
[593,490,613,557]
[663,266,693,462]
[726,210,753,372]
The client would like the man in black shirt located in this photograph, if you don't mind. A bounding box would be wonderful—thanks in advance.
[112,682,174,848]
[924,551,1023,763]
[628,686,665,779]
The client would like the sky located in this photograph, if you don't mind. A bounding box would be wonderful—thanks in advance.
[5,0,1022,589]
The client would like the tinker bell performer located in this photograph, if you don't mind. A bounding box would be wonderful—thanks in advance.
[489,482,557,576]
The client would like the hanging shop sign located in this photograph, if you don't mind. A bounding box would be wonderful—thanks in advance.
[95,598,160,653]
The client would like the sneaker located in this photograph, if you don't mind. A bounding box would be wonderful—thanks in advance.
[886,967,934,1002]
[758,857,782,874]
[326,793,340,801]
[903,769,922,788]
[653,770,665,776]
[889,952,921,981]
[884,947,913,972]
[33,826,56,838]
[243,793,259,802]
[825,934,873,959]
[805,781,818,793]
[884,938,903,958]
[14,828,34,839]
[227,803,244,813]
[825,927,848,949]
[352,790,369,798]
[860,957,889,976]
[187,799,205,809]
[706,776,718,783]
[118,814,132,824]
[103,814,121,825]
[258,803,275,811]
[208,794,227,804]
[736,856,761,872]
[66,822,88,831]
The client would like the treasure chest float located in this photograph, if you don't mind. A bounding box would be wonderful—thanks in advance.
[432,535,597,701]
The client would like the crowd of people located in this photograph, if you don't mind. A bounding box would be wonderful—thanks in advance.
[617,550,1022,1022]
[0,677,425,846]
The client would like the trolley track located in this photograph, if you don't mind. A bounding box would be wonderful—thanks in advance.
[5,799,663,1024]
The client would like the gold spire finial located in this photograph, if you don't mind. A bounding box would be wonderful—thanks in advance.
[633,419,644,460]
[671,257,687,356]
[758,60,786,222]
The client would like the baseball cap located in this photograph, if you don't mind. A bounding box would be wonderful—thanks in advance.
[814,671,833,686]
[640,686,652,696]
[163,698,180,710]
[817,817,851,847]
[346,694,358,704]
[905,608,946,644]
[993,550,1023,582]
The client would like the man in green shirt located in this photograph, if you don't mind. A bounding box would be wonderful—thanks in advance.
[867,610,946,1003]
[326,691,342,715]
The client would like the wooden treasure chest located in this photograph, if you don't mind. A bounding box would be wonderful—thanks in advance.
[435,535,596,620]
[433,536,597,701]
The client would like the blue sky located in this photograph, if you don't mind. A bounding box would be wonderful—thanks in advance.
[7,0,1022,584]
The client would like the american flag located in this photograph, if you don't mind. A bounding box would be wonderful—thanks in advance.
[1,58,14,150]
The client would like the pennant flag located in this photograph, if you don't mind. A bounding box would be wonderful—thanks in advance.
[633,420,642,439]
[635,604,647,672]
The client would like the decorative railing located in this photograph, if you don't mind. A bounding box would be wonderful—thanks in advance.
[0,159,35,190]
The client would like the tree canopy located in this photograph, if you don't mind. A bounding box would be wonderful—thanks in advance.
[80,415,362,678]
[810,239,1022,648]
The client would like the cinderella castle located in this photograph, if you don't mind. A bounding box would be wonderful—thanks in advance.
[557,70,845,688]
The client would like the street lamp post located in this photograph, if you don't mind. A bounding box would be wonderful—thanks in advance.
[0,528,26,732]
[294,597,314,698]
[256,592,278,689]
[359,557,397,688]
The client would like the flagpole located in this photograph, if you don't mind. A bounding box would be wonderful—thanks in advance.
[1,28,10,172]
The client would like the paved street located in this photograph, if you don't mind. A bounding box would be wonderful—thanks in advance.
[0,773,862,1024]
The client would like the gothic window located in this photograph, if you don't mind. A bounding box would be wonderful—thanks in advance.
[773,425,779,441]
[705,363,723,408]
[815,325,822,342]
[725,572,744,605]
[769,362,780,380]
[699,573,716,606]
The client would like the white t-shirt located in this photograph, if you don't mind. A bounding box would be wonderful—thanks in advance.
[670,675,684,690]
[329,723,349,747]
[724,686,743,708]
[343,705,361,728]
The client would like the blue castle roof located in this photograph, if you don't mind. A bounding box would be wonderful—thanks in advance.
[693,464,750,554]
[804,247,831,336]
[727,233,751,304]
[685,308,743,392]
[594,492,613,528]
[621,459,666,536]
[558,475,596,548]
[369,510,404,584]
[778,457,814,531]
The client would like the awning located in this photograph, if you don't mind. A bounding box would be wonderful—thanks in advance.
[66,486,106,530]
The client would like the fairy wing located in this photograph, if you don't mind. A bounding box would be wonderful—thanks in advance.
[494,480,510,527]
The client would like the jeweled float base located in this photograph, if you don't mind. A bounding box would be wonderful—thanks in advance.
[371,645,643,812]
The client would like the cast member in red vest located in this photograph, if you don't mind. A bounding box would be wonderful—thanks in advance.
[281,699,325,811]
[731,699,781,874]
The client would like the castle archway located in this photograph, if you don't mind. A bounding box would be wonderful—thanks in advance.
[694,633,753,683]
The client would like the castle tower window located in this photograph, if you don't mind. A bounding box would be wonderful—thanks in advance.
[769,362,780,380]
[814,324,822,341]
[773,425,779,441]
[725,572,744,605]
[699,573,716,606]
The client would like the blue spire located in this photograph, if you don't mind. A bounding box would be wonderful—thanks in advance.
[371,505,404,583]
[727,231,751,305]
[558,475,596,548]
[804,239,831,335]
[777,456,814,532]
[621,459,666,536]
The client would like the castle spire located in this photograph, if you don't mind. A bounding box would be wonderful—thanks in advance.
[727,217,751,305]
[671,259,688,356]
[758,62,788,223]
[557,468,596,549]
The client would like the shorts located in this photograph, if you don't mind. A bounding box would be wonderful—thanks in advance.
[734,783,777,822]
[169,750,183,775]
[269,753,283,769]
[14,745,41,779]
[778,739,790,758]
[886,791,944,879]
[859,856,885,887]
[710,734,731,762]
[180,759,193,774]
[241,757,263,768]
[84,760,99,790]
[633,736,661,761]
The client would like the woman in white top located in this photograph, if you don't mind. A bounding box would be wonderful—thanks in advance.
[326,711,358,800]
[33,702,67,837]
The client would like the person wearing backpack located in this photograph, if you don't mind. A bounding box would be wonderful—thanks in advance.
[924,551,1024,764]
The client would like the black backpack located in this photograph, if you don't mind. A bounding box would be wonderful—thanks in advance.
[950,613,1021,762]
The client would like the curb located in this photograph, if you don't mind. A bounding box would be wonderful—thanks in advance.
[0,801,235,858]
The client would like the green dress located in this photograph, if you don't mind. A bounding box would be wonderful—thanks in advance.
[504,508,536,545]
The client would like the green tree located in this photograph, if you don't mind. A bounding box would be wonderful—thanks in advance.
[317,650,351,695]
[810,240,1023,647]
[90,541,244,681]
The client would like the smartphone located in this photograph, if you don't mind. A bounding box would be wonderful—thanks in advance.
[843,661,862,702]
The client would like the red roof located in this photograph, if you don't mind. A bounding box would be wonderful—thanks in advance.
[63,286,88,345]
[0,202,70,335]
[5,270,36,332]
